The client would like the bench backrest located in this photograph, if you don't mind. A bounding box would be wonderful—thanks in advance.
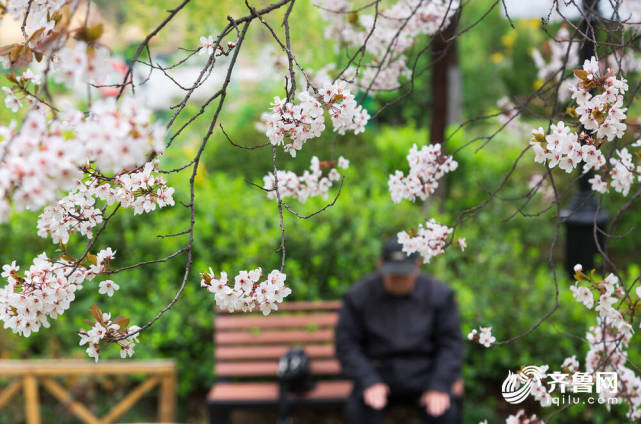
[214,301,342,380]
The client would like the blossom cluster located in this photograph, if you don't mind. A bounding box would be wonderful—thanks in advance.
[570,264,641,419]
[529,57,634,183]
[36,162,174,244]
[531,28,578,84]
[530,57,641,196]
[388,143,458,203]
[561,354,580,373]
[572,57,628,142]
[53,41,113,86]
[530,27,578,102]
[0,254,84,338]
[260,91,323,156]
[79,308,140,362]
[2,69,42,112]
[259,81,369,157]
[1,0,65,41]
[201,268,291,316]
[317,0,459,91]
[467,326,495,348]
[504,410,545,424]
[263,156,349,203]
[397,218,464,264]
[588,147,640,197]
[0,96,167,222]
[0,246,118,339]
[36,184,104,244]
[198,35,236,57]
[526,366,555,407]
[529,123,606,174]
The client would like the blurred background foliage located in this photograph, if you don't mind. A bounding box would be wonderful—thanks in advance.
[0,0,640,423]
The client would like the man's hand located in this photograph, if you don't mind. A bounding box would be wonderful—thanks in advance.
[420,390,450,417]
[363,383,389,410]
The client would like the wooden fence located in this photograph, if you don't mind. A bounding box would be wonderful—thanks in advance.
[0,359,177,424]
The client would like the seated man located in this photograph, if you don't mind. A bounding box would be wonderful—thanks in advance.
[335,238,463,424]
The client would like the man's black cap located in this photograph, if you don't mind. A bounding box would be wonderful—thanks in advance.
[381,238,419,275]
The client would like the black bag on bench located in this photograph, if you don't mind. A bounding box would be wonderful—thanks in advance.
[277,347,316,423]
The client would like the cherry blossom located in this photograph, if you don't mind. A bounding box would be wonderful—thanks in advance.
[505,410,545,424]
[36,163,175,244]
[1,0,65,41]
[529,57,641,198]
[113,162,176,214]
[259,81,368,156]
[529,122,609,174]
[53,41,112,86]
[397,219,453,263]
[97,248,116,267]
[531,27,578,84]
[316,0,460,91]
[0,97,167,222]
[570,283,594,309]
[98,280,119,297]
[200,268,291,315]
[2,86,22,112]
[388,143,458,203]
[36,184,104,244]
[589,174,609,194]
[467,326,495,348]
[530,368,553,407]
[199,35,215,56]
[561,355,580,373]
[570,265,641,419]
[0,253,88,337]
[260,92,324,157]
[263,155,349,202]
[78,310,139,361]
[572,57,629,142]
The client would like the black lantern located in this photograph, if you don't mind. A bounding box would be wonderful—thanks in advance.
[562,176,609,275]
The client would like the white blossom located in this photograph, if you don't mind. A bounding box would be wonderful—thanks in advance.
[388,143,457,203]
[201,268,291,315]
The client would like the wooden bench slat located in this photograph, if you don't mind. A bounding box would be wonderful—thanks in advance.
[216,300,341,314]
[275,301,341,311]
[216,345,335,360]
[215,329,334,345]
[215,359,341,377]
[216,313,338,330]
[208,380,352,402]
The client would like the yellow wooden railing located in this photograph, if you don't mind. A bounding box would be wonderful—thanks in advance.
[0,359,177,424]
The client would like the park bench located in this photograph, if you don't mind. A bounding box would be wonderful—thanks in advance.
[207,300,350,423]
[207,300,465,423]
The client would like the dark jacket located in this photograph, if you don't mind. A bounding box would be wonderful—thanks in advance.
[335,271,463,394]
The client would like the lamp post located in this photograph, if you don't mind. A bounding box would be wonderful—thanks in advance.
[561,0,609,276]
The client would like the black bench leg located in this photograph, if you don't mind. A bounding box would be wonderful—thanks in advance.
[209,406,230,424]
[277,384,293,424]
